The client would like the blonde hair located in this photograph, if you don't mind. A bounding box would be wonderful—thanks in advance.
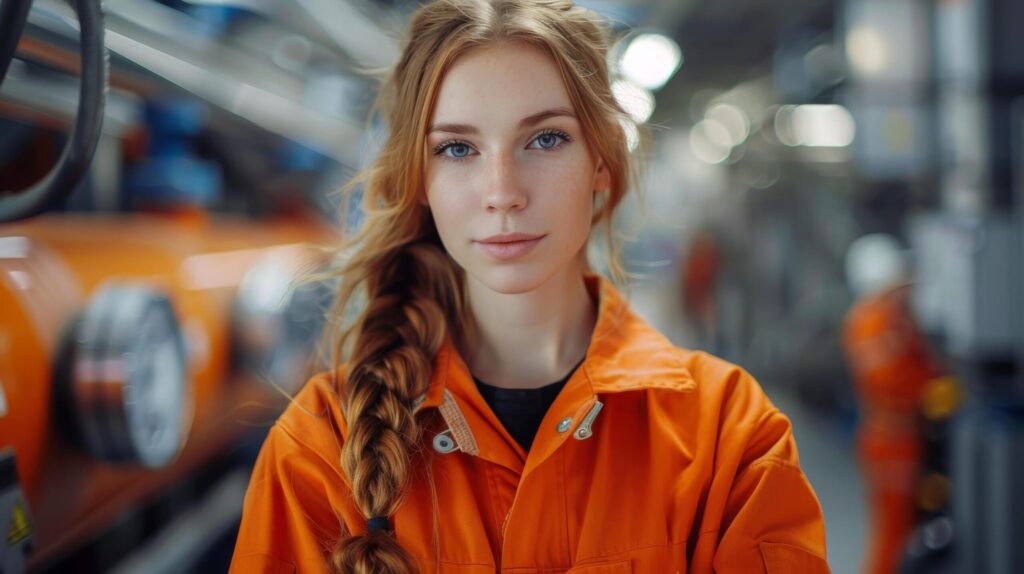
[319,1,640,571]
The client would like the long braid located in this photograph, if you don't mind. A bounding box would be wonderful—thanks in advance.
[333,243,465,573]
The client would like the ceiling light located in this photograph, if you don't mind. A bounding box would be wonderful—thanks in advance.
[619,33,683,91]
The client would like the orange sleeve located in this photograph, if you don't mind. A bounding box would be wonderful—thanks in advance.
[685,360,831,574]
[711,406,831,573]
[230,423,353,574]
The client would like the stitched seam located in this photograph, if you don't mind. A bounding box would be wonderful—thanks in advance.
[737,454,804,483]
[580,360,597,398]
[233,552,296,564]
[274,422,348,482]
[573,540,688,565]
[760,540,828,561]
[486,466,504,546]
[412,558,496,567]
[731,408,804,484]
[560,446,572,564]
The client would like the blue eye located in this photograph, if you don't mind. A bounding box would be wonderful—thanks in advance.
[433,140,475,161]
[448,143,471,158]
[530,129,571,151]
[536,134,558,149]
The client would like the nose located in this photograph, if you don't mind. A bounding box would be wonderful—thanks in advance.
[483,152,527,213]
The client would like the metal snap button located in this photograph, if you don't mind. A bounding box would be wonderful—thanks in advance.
[433,430,457,454]
[556,417,573,433]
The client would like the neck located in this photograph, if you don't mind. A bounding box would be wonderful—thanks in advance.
[464,266,596,389]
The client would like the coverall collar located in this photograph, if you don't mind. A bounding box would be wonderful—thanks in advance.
[415,274,696,476]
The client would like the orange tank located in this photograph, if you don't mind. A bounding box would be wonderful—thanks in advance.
[0,208,337,568]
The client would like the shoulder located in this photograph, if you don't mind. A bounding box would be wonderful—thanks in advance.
[270,367,350,469]
[590,292,779,429]
[681,348,777,415]
[618,338,786,454]
[589,287,772,420]
[676,349,803,472]
[234,369,358,573]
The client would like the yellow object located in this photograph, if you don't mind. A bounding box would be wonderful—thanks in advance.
[921,377,962,421]
[7,501,32,545]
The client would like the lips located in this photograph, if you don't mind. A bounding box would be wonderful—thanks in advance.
[474,233,546,260]
[477,231,548,242]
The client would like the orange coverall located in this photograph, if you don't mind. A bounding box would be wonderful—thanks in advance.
[232,275,830,573]
[843,285,944,574]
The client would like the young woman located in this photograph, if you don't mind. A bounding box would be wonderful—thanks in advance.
[231,1,829,572]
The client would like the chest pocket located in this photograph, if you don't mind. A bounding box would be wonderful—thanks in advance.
[565,560,632,573]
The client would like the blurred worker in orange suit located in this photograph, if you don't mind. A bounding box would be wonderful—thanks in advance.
[842,234,958,574]
[681,229,721,350]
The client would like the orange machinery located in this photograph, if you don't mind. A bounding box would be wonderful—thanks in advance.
[0,207,337,570]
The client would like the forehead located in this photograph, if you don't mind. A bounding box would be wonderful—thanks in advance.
[430,41,574,126]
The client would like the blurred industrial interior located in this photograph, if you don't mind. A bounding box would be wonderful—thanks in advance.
[1,0,1023,572]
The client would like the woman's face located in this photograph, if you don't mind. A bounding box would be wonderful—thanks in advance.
[424,42,610,295]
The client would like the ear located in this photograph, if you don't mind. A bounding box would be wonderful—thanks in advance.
[592,157,611,194]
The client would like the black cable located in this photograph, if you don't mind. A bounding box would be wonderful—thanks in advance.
[0,0,107,223]
[0,0,33,90]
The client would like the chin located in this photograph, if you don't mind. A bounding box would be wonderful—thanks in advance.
[466,261,555,295]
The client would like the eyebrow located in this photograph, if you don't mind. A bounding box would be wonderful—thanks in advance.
[427,107,577,135]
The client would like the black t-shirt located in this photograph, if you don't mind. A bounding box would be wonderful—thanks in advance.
[473,359,584,452]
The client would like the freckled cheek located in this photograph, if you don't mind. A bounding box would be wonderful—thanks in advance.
[424,169,478,235]
[523,161,594,212]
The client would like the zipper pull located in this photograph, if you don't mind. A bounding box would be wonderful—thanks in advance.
[573,400,603,440]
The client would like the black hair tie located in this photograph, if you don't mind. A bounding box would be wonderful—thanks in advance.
[367,516,391,532]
